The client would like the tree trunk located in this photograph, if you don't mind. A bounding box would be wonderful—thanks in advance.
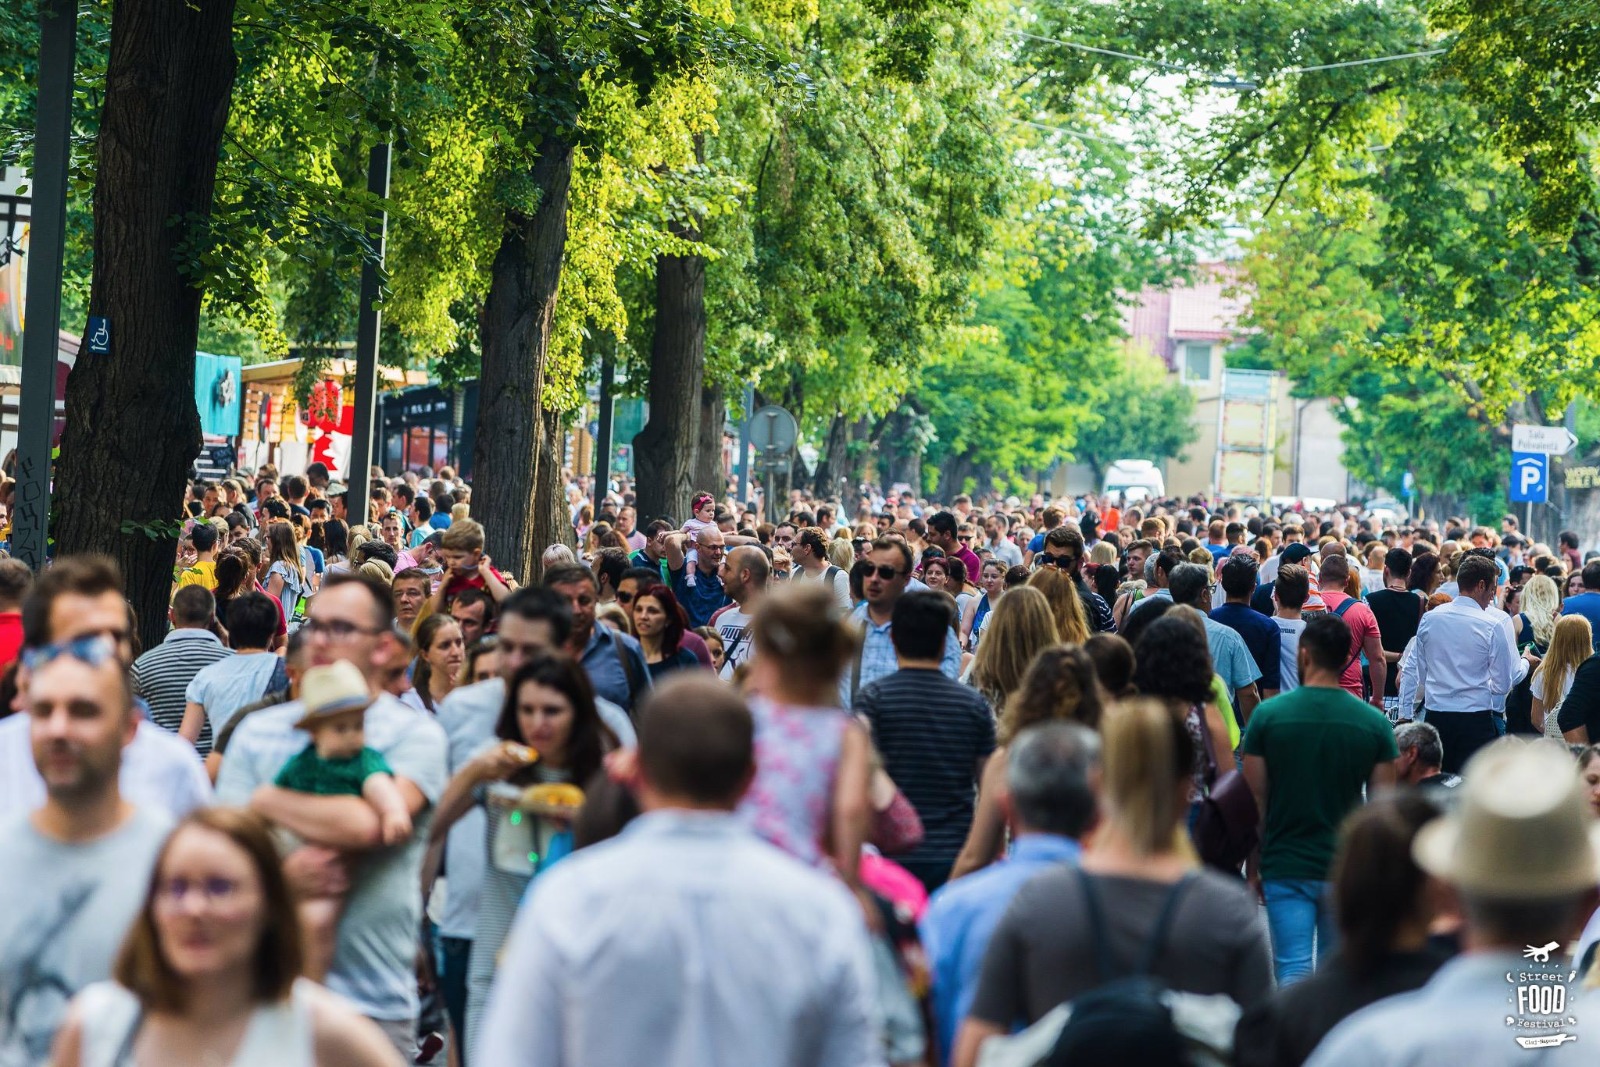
[54,0,238,652]
[632,210,707,526]
[694,380,725,503]
[472,137,574,585]
[811,413,849,500]
[530,407,573,580]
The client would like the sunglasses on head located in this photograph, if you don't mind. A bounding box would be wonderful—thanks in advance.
[22,633,119,673]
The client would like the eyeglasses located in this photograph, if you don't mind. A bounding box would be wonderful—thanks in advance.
[869,564,906,580]
[21,634,119,673]
[303,618,387,640]
[155,876,243,908]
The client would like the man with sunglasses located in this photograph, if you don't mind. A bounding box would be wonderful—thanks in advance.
[0,633,172,1064]
[217,573,448,1058]
[1036,526,1117,633]
[842,538,961,708]
[0,556,211,821]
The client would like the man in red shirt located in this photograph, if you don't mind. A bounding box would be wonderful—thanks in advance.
[0,559,28,672]
[1313,554,1386,710]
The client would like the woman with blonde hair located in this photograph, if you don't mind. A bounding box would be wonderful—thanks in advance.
[950,644,1106,879]
[1533,614,1593,739]
[951,698,1272,1067]
[963,585,1057,710]
[1089,539,1119,569]
[1025,566,1090,645]
[1518,573,1561,652]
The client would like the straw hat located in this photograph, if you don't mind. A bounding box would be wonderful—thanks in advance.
[294,661,374,731]
[1413,741,1600,898]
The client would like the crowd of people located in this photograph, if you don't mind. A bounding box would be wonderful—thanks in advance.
[3,466,1600,1066]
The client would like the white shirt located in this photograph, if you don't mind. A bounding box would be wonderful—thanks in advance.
[1410,596,1528,714]
[791,564,852,612]
[477,810,882,1067]
[0,714,211,821]
[1273,616,1306,693]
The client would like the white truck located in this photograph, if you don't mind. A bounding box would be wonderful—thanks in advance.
[1102,459,1166,503]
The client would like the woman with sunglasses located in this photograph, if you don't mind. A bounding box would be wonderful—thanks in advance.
[51,808,400,1067]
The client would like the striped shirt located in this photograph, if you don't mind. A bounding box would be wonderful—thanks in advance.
[856,668,995,873]
[130,629,232,754]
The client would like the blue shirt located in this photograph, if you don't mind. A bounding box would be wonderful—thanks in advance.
[670,565,730,628]
[841,602,962,708]
[578,625,653,712]
[1211,602,1282,692]
[919,835,1082,1066]
[1563,592,1600,651]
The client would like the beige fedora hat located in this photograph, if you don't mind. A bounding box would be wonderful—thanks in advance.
[294,661,374,731]
[1413,740,1600,898]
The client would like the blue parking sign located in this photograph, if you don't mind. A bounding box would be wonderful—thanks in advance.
[1511,451,1548,503]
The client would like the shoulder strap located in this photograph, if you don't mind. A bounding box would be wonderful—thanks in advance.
[609,629,644,709]
[1331,596,1356,619]
[1076,869,1196,981]
[1075,868,1116,982]
[825,565,840,590]
[1137,874,1196,975]
[849,618,866,706]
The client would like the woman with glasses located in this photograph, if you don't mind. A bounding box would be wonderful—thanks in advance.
[51,808,400,1067]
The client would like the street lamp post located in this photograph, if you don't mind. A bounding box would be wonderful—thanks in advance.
[14,0,78,570]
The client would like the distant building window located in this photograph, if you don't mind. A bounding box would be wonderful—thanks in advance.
[1181,343,1213,383]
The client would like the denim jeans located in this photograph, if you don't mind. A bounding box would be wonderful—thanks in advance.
[1263,878,1337,985]
[439,936,472,1065]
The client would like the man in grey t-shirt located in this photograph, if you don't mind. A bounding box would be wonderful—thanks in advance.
[0,642,171,1067]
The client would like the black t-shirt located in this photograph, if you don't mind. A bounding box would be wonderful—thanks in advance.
[1365,589,1424,697]
[1557,656,1600,742]
[856,668,995,870]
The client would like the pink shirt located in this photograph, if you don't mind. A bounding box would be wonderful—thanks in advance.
[1319,590,1380,699]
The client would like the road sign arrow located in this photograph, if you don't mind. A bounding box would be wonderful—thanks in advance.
[1512,424,1579,456]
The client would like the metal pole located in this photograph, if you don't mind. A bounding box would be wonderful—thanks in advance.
[737,382,753,507]
[593,344,613,506]
[13,0,77,571]
[1527,499,1533,544]
[344,143,391,526]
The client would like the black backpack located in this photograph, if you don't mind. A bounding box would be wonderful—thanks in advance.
[1046,870,1196,1067]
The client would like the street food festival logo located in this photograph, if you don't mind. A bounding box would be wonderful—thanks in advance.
[1505,946,1579,1049]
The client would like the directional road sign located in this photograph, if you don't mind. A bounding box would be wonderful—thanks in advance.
[1512,424,1579,456]
[1511,451,1548,503]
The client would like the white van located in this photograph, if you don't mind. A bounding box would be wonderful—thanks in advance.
[1103,459,1166,503]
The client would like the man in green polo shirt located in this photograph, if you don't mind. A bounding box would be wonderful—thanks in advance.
[1243,611,1399,986]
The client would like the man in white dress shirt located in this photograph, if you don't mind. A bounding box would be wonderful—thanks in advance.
[1405,555,1533,773]
[478,673,882,1067]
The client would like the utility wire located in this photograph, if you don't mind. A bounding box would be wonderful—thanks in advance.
[1009,28,1445,83]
